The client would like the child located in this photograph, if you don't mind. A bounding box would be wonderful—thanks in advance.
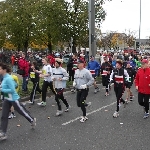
[28,61,42,104]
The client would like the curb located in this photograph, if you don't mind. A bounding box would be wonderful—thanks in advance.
[0,82,102,106]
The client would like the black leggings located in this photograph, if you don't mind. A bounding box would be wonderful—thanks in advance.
[30,82,42,102]
[102,76,110,93]
[69,70,75,81]
[76,89,89,116]
[55,88,69,110]
[138,92,150,113]
[114,85,125,112]
[42,81,56,102]
[1,100,34,133]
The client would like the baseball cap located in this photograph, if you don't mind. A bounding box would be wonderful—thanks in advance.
[141,59,148,64]
[78,59,84,63]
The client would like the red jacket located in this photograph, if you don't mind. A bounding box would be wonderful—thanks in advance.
[11,56,15,65]
[18,58,29,77]
[47,55,55,67]
[135,68,150,94]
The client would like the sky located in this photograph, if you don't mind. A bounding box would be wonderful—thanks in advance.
[101,0,150,39]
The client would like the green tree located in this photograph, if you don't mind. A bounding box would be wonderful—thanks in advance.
[2,0,37,53]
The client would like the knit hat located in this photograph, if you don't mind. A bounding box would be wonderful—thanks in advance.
[141,59,148,64]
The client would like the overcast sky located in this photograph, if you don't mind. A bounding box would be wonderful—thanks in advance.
[101,0,150,39]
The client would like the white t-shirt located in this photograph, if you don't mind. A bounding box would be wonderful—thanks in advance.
[42,65,52,82]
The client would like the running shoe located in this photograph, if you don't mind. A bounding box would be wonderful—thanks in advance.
[27,100,34,105]
[65,105,71,112]
[143,113,149,119]
[113,111,119,118]
[37,101,46,106]
[31,118,36,128]
[80,116,88,123]
[0,132,7,140]
[56,110,63,116]
[8,113,16,119]
[105,93,109,96]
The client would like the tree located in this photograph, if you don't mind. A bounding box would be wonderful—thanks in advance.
[0,0,111,53]
[123,29,136,47]
[2,0,38,53]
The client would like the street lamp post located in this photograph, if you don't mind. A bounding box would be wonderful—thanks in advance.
[89,0,96,57]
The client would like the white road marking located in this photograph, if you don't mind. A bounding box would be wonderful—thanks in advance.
[62,101,116,126]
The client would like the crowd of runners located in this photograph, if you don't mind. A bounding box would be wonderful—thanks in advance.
[0,50,150,140]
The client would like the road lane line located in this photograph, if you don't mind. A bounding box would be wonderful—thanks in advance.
[62,101,116,126]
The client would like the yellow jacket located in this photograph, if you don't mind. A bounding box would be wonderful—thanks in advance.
[11,75,19,93]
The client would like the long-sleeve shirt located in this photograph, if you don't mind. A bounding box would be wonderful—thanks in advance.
[110,68,129,83]
[87,60,100,76]
[74,68,94,89]
[1,74,20,101]
[52,67,69,89]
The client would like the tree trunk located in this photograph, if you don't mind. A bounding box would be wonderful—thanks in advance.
[72,40,76,53]
[23,40,28,55]
[48,41,52,53]
[17,44,21,52]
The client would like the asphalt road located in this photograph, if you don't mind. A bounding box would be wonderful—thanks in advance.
[0,85,150,150]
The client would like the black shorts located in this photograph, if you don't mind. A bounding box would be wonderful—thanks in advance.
[125,82,133,89]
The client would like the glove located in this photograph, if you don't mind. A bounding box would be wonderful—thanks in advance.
[80,84,87,89]
[73,81,76,87]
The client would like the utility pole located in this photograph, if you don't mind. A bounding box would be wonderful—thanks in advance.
[89,0,96,57]
[139,0,141,48]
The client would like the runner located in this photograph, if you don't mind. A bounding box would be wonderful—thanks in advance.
[87,55,100,94]
[0,63,36,141]
[69,54,78,93]
[73,60,94,122]
[124,62,136,103]
[101,56,113,96]
[37,57,56,106]
[109,59,129,118]
[135,59,150,119]
[52,58,70,116]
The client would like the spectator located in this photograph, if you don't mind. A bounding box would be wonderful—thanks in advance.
[18,52,29,91]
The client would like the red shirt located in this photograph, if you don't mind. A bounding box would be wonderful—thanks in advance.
[135,68,150,94]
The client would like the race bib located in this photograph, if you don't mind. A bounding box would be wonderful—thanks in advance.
[42,70,46,74]
[30,72,35,78]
